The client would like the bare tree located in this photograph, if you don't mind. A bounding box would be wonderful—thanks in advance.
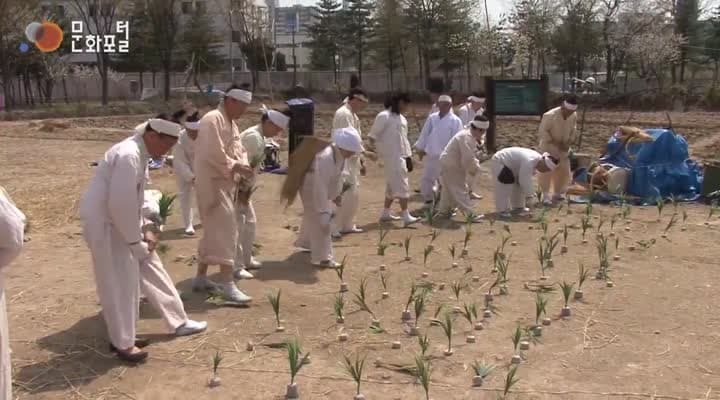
[146,0,181,100]
[0,0,38,110]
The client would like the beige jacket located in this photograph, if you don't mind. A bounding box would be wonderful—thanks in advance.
[538,106,577,158]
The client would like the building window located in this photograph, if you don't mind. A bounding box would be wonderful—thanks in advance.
[181,1,192,14]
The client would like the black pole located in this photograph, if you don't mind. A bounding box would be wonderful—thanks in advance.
[484,76,496,153]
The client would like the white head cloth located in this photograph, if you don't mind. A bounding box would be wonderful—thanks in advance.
[226,88,252,104]
[262,104,290,130]
[563,101,578,111]
[184,121,200,131]
[542,152,559,170]
[470,119,490,130]
[468,96,485,103]
[135,119,182,137]
[333,127,364,153]
[438,95,452,103]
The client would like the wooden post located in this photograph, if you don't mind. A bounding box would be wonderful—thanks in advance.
[484,76,496,153]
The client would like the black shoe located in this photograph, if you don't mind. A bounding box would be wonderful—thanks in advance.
[109,338,150,353]
[115,348,149,363]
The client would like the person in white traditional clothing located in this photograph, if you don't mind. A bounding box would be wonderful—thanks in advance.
[233,106,291,280]
[368,93,419,226]
[414,95,463,204]
[192,85,256,304]
[457,93,487,200]
[331,87,368,238]
[79,117,208,363]
[295,127,364,268]
[490,147,559,218]
[437,115,491,221]
[173,111,201,236]
[538,95,578,206]
[0,187,25,398]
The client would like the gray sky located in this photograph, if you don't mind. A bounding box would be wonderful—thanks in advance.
[279,0,509,23]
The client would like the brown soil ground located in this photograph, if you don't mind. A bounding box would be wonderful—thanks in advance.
[1,108,720,400]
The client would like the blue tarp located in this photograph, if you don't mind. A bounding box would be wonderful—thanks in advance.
[599,129,702,202]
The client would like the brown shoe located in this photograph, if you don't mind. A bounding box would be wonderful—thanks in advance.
[109,338,150,353]
[115,347,148,363]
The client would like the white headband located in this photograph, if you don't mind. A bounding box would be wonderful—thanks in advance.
[184,121,200,131]
[349,93,369,103]
[262,105,290,130]
[470,120,490,130]
[226,88,252,104]
[542,152,559,170]
[438,95,452,103]
[147,118,182,137]
[563,101,578,111]
[468,96,485,103]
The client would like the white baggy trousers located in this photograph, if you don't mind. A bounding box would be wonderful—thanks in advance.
[438,169,474,214]
[0,288,10,400]
[491,161,525,213]
[176,176,196,231]
[296,189,333,265]
[234,200,256,269]
[83,222,188,350]
[420,155,442,202]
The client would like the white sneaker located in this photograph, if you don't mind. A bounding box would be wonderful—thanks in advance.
[221,283,252,304]
[233,268,254,280]
[246,258,262,270]
[469,214,485,223]
[184,228,195,236]
[402,212,420,227]
[341,226,363,234]
[192,277,221,292]
[470,192,483,200]
[380,213,401,222]
[175,320,208,336]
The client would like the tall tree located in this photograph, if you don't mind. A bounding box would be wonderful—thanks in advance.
[307,0,342,81]
[434,0,473,86]
[705,6,720,87]
[403,0,444,85]
[181,8,222,92]
[70,0,126,105]
[509,0,561,78]
[551,0,601,84]
[674,0,700,83]
[371,0,405,89]
[115,0,160,95]
[146,0,181,101]
[339,0,375,83]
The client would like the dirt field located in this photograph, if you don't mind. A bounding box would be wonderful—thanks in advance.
[1,108,720,400]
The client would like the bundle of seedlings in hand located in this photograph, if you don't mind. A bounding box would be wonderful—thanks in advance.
[595,234,611,281]
[158,192,177,226]
[471,361,495,387]
[437,312,455,356]
[377,227,390,256]
[208,350,223,387]
[336,256,349,292]
[402,282,418,321]
[461,303,479,341]
[341,352,367,400]
[415,354,432,400]
[353,277,379,327]
[267,289,284,332]
[462,228,472,256]
[655,197,665,220]
[403,235,412,261]
[334,294,346,324]
[663,213,678,237]
[510,326,522,364]
[380,273,390,299]
[422,245,434,271]
[533,293,548,336]
[559,281,574,317]
[581,215,592,243]
[285,338,310,399]
[410,290,428,336]
[499,366,520,400]
[575,263,590,300]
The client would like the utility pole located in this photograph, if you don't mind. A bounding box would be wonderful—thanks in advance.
[229,4,236,82]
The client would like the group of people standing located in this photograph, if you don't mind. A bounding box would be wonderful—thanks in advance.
[0,83,579,389]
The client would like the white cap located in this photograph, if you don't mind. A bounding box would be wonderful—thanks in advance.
[262,105,290,130]
[145,118,182,137]
[184,121,200,131]
[226,88,252,104]
[438,95,452,103]
[542,152,559,170]
[470,119,489,130]
[468,96,485,103]
[333,127,364,153]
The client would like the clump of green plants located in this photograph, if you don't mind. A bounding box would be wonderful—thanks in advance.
[559,281,574,317]
[411,290,428,336]
[414,354,432,400]
[448,243,457,267]
[581,215,592,242]
[462,228,472,256]
[656,197,665,219]
[533,293,548,336]
[284,338,310,399]
[267,289,284,332]
[334,294,345,323]
[561,224,569,253]
[470,361,495,387]
[460,303,478,342]
[380,273,389,299]
[429,229,440,250]
[423,245,434,270]
[499,366,520,400]
[438,312,455,356]
[402,282,418,321]
[341,352,367,400]
[208,350,223,387]
[575,263,590,300]
[377,227,390,256]
[353,277,378,327]
[510,326,522,364]
[336,256,348,292]
[595,234,611,281]
[158,192,177,225]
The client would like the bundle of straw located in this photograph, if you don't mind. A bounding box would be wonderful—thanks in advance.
[280,137,332,208]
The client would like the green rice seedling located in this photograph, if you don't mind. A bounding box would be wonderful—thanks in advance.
[500,235,511,253]
[429,303,445,326]
[664,213,678,234]
[448,244,457,263]
[267,289,282,330]
[404,282,418,314]
[522,326,540,345]
[559,281,574,316]
[353,277,376,320]
[423,245,434,270]
[423,205,437,226]
[596,218,605,233]
[461,303,478,331]
[500,366,520,399]
[536,241,547,278]
[418,333,430,356]
[341,352,367,397]
[581,215,592,240]
[512,326,522,352]
[596,234,611,280]
[377,227,390,256]
[156,243,170,257]
[158,192,177,225]
[403,235,412,260]
[503,224,512,236]
[430,229,440,246]
[333,294,345,323]
[210,350,223,385]
[463,229,472,254]
[534,293,548,327]
[578,264,590,291]
[464,211,477,231]
[336,256,348,292]
[470,361,495,386]
[380,273,389,293]
[622,203,632,220]
[610,214,617,232]
[285,338,310,386]
[451,280,466,302]
[566,196,572,215]
[414,291,427,328]
[656,197,665,219]
[496,255,511,294]
[584,202,593,217]
[484,296,500,316]
[414,354,432,400]
[438,312,455,355]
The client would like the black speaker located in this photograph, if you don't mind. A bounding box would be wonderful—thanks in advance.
[286,98,314,155]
